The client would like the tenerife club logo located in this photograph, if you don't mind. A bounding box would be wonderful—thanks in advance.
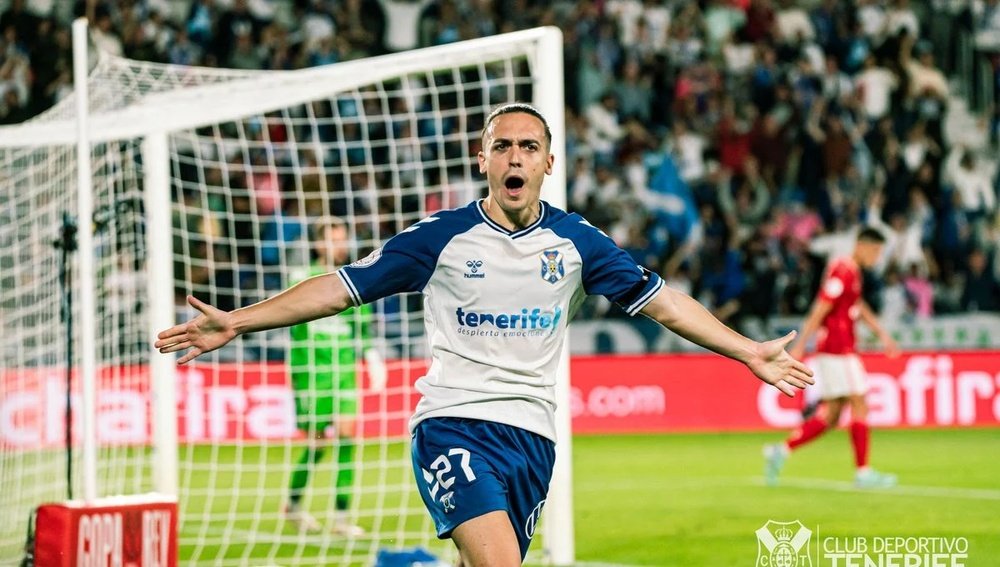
[524,499,546,539]
[349,247,381,268]
[440,491,456,513]
[540,250,565,284]
[756,520,813,567]
[464,259,485,279]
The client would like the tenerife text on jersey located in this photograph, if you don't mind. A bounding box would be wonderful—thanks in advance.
[455,306,563,333]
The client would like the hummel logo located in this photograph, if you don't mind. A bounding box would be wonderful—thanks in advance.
[464,260,485,279]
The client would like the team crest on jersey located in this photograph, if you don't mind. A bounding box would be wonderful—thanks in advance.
[350,247,382,268]
[540,250,565,284]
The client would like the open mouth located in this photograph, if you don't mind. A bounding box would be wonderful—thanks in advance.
[504,176,526,192]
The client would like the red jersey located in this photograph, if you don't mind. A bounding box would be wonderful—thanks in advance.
[815,256,862,354]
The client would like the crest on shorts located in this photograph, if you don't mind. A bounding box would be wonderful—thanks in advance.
[540,250,564,284]
[524,499,545,539]
[440,491,456,513]
[755,520,812,567]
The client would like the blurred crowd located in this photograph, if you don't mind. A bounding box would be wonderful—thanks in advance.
[3,0,1000,335]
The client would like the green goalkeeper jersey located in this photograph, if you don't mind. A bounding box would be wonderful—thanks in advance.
[288,264,373,393]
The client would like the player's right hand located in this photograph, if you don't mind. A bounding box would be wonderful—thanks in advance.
[154,295,237,364]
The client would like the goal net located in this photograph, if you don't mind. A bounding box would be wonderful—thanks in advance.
[0,27,569,565]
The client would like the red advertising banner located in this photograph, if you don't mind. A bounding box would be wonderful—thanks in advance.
[2,352,999,448]
[34,495,177,567]
[568,352,1000,433]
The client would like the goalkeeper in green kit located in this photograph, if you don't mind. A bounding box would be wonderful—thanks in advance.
[283,217,386,536]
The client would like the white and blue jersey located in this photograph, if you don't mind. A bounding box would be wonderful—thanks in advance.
[338,199,664,441]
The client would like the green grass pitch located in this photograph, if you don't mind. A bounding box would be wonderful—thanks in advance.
[178,428,1000,566]
[573,429,1000,566]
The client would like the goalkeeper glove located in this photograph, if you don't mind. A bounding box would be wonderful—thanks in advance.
[364,348,387,393]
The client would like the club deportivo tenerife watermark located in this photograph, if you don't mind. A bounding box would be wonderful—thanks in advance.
[755,520,970,567]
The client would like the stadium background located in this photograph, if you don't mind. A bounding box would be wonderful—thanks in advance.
[3,0,999,330]
[2,0,999,565]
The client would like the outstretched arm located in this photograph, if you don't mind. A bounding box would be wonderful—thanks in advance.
[639,286,814,396]
[155,272,354,364]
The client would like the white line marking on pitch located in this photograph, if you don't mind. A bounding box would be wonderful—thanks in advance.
[188,523,375,547]
[580,476,1000,502]
[758,477,1000,500]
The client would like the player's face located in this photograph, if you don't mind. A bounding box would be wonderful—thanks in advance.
[478,112,554,226]
[856,241,883,269]
[317,225,350,266]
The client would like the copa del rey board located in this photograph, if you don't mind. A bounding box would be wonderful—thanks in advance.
[2,352,999,447]
[33,495,176,567]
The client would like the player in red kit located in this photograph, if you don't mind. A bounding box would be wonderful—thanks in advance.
[765,228,899,488]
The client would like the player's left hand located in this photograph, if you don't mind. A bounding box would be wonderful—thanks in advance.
[881,333,901,359]
[747,331,815,397]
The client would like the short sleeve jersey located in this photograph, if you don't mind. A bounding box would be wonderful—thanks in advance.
[815,256,862,354]
[338,200,664,441]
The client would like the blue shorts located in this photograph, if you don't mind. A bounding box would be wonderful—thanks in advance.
[411,417,556,560]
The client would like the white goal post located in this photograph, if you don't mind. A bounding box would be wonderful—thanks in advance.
[0,24,573,565]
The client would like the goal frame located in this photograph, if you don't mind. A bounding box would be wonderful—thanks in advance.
[0,23,573,565]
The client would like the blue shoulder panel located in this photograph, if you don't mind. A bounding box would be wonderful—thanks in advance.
[338,203,481,305]
[545,205,663,316]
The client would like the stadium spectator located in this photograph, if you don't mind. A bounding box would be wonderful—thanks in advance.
[961,248,1000,311]
[734,228,782,339]
[718,157,771,245]
[378,0,434,52]
[885,0,921,39]
[903,262,935,316]
[299,0,336,54]
[703,0,746,57]
[879,264,913,322]
[584,92,624,164]
[666,6,705,69]
[944,146,997,246]
[0,25,29,108]
[227,29,264,69]
[213,0,266,66]
[0,0,38,45]
[167,26,200,65]
[0,85,29,124]
[184,0,215,53]
[90,5,124,57]
[613,58,653,123]
[854,53,899,124]
[667,119,708,186]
